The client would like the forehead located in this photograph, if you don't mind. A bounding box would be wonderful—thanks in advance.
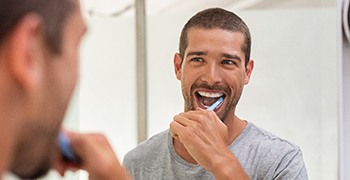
[185,28,245,56]
[184,28,245,62]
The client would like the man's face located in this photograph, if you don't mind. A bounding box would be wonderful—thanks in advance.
[10,3,86,179]
[174,28,253,122]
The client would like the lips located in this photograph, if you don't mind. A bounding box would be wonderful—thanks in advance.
[195,90,225,110]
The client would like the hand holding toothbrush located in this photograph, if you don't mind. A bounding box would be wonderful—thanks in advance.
[170,97,231,173]
[55,131,131,180]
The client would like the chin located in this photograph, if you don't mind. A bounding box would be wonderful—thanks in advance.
[10,128,55,179]
[12,156,51,179]
[15,165,50,179]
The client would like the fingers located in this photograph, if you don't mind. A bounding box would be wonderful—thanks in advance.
[69,133,114,169]
[53,131,82,176]
[52,148,73,176]
[58,132,130,180]
[170,111,211,142]
[170,110,227,145]
[170,121,185,142]
[173,110,218,127]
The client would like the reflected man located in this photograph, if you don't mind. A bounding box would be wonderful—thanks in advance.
[124,8,308,180]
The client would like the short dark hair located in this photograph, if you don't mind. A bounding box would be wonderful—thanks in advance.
[0,0,76,54]
[179,8,251,66]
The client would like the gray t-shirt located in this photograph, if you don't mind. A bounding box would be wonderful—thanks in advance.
[123,122,308,180]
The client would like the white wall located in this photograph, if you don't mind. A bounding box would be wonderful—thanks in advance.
[240,8,338,180]
[79,16,137,161]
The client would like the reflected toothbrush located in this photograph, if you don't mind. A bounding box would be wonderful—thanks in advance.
[206,96,224,111]
[58,132,81,164]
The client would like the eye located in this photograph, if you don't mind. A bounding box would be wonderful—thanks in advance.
[221,60,236,65]
[190,57,204,62]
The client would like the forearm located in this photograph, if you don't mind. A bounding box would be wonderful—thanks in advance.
[209,153,249,180]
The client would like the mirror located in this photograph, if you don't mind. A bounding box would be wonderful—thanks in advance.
[55,0,338,179]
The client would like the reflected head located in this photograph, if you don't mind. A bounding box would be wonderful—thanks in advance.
[0,0,76,54]
[179,8,251,66]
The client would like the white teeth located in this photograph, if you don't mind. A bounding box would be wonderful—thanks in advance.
[198,91,223,98]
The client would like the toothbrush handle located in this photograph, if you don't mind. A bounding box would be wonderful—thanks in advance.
[58,132,81,164]
[207,97,224,111]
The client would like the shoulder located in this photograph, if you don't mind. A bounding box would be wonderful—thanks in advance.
[244,122,300,152]
[237,123,308,179]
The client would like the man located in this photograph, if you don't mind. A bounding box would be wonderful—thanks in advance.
[123,8,308,179]
[0,0,130,179]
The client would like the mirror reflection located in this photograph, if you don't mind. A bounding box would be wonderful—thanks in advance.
[59,0,337,180]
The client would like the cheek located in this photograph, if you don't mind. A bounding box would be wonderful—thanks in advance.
[65,61,78,98]
[65,48,79,89]
[56,55,78,103]
[227,74,245,92]
[68,58,78,85]
[181,68,197,85]
[180,74,194,93]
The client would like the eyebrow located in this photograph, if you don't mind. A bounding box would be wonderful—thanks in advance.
[186,51,242,62]
[223,53,242,62]
[186,51,207,57]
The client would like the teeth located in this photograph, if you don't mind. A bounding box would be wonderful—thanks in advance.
[198,91,223,98]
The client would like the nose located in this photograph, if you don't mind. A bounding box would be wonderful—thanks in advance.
[200,62,222,85]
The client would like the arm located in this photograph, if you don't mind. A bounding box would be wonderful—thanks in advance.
[170,109,249,180]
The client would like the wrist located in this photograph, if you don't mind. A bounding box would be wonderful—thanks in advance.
[210,153,249,180]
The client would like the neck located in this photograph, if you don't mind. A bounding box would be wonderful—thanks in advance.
[226,115,247,144]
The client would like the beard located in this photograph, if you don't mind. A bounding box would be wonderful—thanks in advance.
[12,161,50,179]
[182,81,243,122]
[9,123,58,179]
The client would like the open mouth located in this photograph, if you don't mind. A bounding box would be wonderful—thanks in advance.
[196,91,225,110]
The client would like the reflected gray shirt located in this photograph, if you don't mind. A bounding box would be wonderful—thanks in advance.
[123,122,308,180]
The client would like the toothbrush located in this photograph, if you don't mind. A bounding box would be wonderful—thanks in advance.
[206,96,224,111]
[58,132,81,164]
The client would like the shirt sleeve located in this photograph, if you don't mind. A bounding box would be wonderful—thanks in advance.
[273,149,309,180]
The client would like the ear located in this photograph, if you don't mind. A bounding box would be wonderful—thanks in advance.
[173,53,182,81]
[244,59,254,85]
[7,13,45,91]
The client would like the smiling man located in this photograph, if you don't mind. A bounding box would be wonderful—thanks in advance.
[124,8,308,180]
